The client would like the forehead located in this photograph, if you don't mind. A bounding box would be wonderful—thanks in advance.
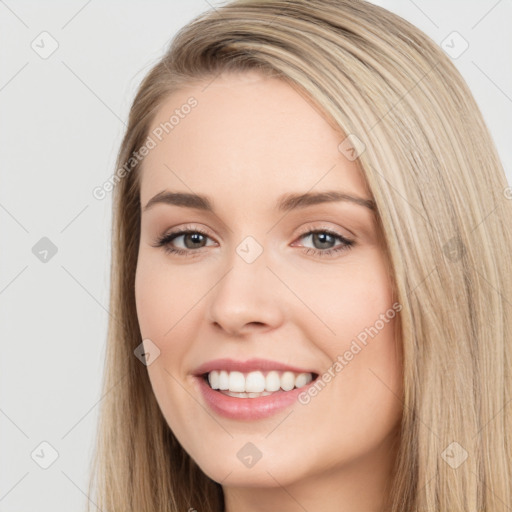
[139,72,370,208]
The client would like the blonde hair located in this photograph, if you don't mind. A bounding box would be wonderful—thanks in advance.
[87,1,512,510]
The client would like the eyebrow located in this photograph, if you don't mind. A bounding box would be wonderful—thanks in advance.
[142,190,376,213]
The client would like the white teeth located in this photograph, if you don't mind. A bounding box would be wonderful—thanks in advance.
[281,371,296,391]
[207,370,313,394]
[228,371,245,392]
[294,372,310,388]
[265,371,281,392]
[245,371,266,392]
[218,370,229,390]
[223,390,274,398]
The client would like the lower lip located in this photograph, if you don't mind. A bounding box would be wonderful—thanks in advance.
[195,375,314,420]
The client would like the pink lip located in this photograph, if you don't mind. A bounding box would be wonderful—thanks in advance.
[191,358,318,421]
[194,374,317,420]
[192,357,317,376]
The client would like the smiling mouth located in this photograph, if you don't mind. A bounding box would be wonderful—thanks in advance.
[202,369,319,398]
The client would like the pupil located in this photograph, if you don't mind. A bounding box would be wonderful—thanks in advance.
[185,233,205,249]
[314,233,334,249]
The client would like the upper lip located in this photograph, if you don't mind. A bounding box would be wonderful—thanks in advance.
[193,358,318,376]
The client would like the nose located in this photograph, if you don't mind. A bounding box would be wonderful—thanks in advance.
[205,245,286,337]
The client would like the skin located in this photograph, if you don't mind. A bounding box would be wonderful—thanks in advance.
[135,71,403,512]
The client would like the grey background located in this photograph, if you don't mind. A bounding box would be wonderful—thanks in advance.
[1,1,511,510]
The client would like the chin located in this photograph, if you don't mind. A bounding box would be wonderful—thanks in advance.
[196,451,308,488]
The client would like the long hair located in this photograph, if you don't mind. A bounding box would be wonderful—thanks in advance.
[87,1,512,510]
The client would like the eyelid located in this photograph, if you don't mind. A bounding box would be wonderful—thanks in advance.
[159,222,353,242]
[164,223,217,239]
[294,222,355,240]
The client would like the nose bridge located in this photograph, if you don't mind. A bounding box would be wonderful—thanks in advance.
[206,234,284,334]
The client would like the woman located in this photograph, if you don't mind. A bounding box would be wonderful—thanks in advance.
[87,1,512,510]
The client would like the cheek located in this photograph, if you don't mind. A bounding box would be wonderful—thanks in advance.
[134,254,197,339]
[292,249,402,427]
[134,256,199,427]
[134,252,209,392]
[290,247,396,350]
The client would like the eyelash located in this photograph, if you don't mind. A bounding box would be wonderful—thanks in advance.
[152,224,355,258]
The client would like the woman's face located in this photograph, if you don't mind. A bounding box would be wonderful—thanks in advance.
[135,71,403,500]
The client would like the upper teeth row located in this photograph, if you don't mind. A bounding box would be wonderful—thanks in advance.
[207,370,313,393]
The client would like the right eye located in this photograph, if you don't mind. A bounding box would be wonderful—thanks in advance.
[153,227,218,256]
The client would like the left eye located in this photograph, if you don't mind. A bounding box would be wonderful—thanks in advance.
[294,229,355,257]
[152,228,355,258]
